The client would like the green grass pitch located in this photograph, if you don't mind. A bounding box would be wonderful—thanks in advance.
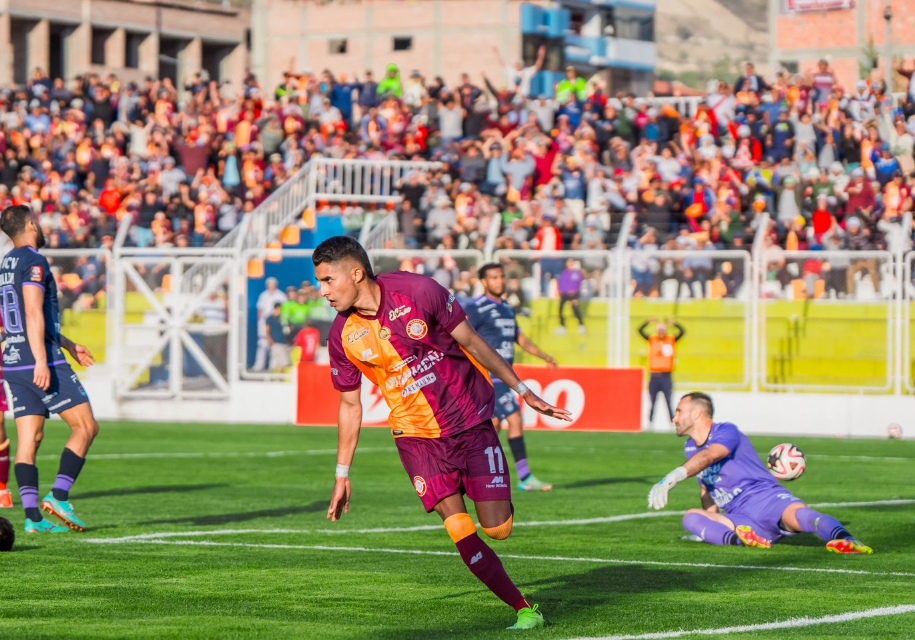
[0,421,913,639]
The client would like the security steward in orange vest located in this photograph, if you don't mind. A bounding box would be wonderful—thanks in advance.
[638,317,685,423]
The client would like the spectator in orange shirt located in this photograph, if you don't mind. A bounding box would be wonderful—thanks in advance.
[638,317,685,425]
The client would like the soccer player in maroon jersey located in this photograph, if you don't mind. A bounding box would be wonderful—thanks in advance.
[315,236,571,630]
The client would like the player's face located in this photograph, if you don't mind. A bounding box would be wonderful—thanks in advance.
[315,260,359,312]
[673,399,694,437]
[482,268,506,298]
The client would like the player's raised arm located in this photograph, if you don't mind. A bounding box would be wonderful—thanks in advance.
[449,320,571,421]
[328,388,362,522]
[22,284,49,391]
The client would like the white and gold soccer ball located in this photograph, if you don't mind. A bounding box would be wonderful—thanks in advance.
[888,424,903,439]
[766,443,807,481]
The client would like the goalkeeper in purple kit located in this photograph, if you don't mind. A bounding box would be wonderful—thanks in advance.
[647,392,872,554]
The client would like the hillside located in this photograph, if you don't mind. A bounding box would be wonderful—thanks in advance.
[656,0,769,89]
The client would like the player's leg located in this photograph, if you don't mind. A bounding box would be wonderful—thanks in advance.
[0,412,11,508]
[570,298,585,333]
[779,501,872,554]
[13,414,65,532]
[459,423,544,629]
[506,412,552,492]
[41,402,98,532]
[681,509,771,548]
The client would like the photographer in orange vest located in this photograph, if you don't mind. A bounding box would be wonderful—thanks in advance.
[638,317,685,425]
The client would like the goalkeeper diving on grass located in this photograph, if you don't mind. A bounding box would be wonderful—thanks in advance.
[647,392,872,553]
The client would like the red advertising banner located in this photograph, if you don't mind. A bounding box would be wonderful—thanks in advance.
[297,362,643,432]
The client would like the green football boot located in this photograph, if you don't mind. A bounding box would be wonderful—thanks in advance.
[41,493,87,531]
[507,604,545,630]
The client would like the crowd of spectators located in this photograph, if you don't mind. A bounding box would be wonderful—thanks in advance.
[3,54,915,308]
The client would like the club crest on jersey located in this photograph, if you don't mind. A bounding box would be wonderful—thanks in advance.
[379,326,391,341]
[413,476,427,497]
[347,328,370,344]
[446,293,455,312]
[406,319,428,340]
[30,266,42,282]
[388,305,411,321]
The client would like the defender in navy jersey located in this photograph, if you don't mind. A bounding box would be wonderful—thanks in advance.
[0,205,100,534]
[647,392,872,554]
[465,263,557,492]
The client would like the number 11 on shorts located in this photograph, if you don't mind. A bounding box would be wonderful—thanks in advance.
[484,446,504,474]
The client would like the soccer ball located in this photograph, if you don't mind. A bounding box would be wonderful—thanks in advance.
[888,424,903,439]
[0,516,14,552]
[766,443,806,481]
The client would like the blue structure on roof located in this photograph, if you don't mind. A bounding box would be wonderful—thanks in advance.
[521,0,656,97]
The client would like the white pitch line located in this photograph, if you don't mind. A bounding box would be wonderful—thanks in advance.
[85,538,915,579]
[561,604,915,640]
[37,447,394,461]
[83,498,915,544]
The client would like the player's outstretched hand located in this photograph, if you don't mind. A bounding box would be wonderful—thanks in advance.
[522,391,572,421]
[68,343,96,367]
[648,466,688,510]
[33,362,50,391]
[327,476,351,522]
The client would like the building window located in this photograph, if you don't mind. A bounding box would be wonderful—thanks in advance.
[328,38,347,55]
[609,7,654,42]
[125,32,144,68]
[780,60,799,74]
[91,28,112,66]
[393,36,413,52]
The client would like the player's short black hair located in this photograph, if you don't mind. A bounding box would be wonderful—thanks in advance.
[682,392,714,419]
[0,516,14,552]
[0,204,33,240]
[478,263,504,279]
[312,236,375,279]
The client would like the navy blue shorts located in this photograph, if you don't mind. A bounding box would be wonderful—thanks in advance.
[5,362,90,418]
[492,380,521,421]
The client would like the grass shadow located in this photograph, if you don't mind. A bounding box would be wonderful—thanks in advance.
[77,484,229,500]
[556,476,656,490]
[137,501,326,526]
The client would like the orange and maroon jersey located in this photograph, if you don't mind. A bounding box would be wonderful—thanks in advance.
[328,272,494,439]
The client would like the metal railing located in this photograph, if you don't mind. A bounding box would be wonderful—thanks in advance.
[181,158,443,294]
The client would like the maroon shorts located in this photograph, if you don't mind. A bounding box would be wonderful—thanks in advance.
[395,421,512,512]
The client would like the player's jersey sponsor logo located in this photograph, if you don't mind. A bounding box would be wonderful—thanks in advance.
[30,266,42,282]
[469,552,483,565]
[401,373,436,397]
[388,305,411,321]
[3,345,20,364]
[710,486,742,509]
[361,348,378,362]
[385,351,443,391]
[390,355,417,372]
[5,335,25,344]
[347,328,370,344]
[379,326,391,340]
[413,476,427,496]
[406,319,428,340]
[0,272,13,286]
[698,462,722,487]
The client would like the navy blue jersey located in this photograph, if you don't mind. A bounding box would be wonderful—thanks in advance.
[465,295,518,380]
[0,246,65,370]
